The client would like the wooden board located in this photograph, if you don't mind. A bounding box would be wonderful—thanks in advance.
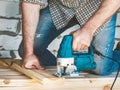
[0,66,40,87]
[0,59,120,90]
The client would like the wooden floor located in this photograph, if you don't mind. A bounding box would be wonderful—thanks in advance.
[0,59,120,90]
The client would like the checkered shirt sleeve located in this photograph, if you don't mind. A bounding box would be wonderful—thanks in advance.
[49,0,101,29]
[49,0,75,30]
[49,0,112,35]
[22,0,48,9]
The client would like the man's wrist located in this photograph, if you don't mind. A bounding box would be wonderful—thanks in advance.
[24,52,34,57]
[23,46,34,56]
[82,22,97,36]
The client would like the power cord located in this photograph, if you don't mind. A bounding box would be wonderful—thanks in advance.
[94,48,120,90]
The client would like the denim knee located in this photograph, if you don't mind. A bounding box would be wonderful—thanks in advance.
[91,14,117,75]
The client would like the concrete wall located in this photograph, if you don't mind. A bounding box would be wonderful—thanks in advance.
[0,0,120,59]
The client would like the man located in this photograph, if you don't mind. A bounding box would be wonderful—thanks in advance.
[19,0,120,75]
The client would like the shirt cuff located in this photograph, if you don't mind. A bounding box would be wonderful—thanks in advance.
[22,0,48,9]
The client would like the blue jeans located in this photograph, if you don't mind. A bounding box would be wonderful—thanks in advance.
[91,14,117,75]
[19,7,117,75]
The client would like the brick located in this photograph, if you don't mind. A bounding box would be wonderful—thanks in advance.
[115,27,120,39]
[116,13,120,26]
[116,27,120,35]
[0,35,22,50]
[0,50,21,59]
[0,0,21,18]
[0,18,21,33]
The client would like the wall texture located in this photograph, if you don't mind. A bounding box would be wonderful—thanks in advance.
[0,0,120,59]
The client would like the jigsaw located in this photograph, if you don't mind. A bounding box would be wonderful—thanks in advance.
[54,35,96,77]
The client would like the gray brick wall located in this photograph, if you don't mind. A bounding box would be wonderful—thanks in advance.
[0,0,120,59]
[0,0,22,59]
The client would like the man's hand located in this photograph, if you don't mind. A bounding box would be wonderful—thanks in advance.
[71,0,120,51]
[22,54,44,69]
[71,28,94,51]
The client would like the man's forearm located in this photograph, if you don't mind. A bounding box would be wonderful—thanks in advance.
[83,0,120,34]
[21,2,40,56]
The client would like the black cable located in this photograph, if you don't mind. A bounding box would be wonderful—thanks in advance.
[94,48,120,90]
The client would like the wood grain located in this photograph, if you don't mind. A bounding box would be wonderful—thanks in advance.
[0,59,120,90]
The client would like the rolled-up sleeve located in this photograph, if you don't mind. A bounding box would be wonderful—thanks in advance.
[22,0,48,9]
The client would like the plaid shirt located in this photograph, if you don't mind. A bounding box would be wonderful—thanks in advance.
[22,0,112,34]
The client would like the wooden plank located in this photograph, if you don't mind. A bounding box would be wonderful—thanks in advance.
[0,59,21,66]
[0,62,40,87]
[0,60,65,85]
[0,75,29,79]
[0,60,8,67]
[0,71,22,75]
[0,79,40,87]
[0,85,120,90]
[33,69,55,78]
[0,68,13,71]
[0,59,120,90]
[0,87,109,90]
[9,63,120,90]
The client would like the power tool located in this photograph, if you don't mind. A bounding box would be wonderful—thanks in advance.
[54,35,96,77]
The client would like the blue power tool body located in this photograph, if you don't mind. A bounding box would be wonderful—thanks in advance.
[57,35,96,73]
